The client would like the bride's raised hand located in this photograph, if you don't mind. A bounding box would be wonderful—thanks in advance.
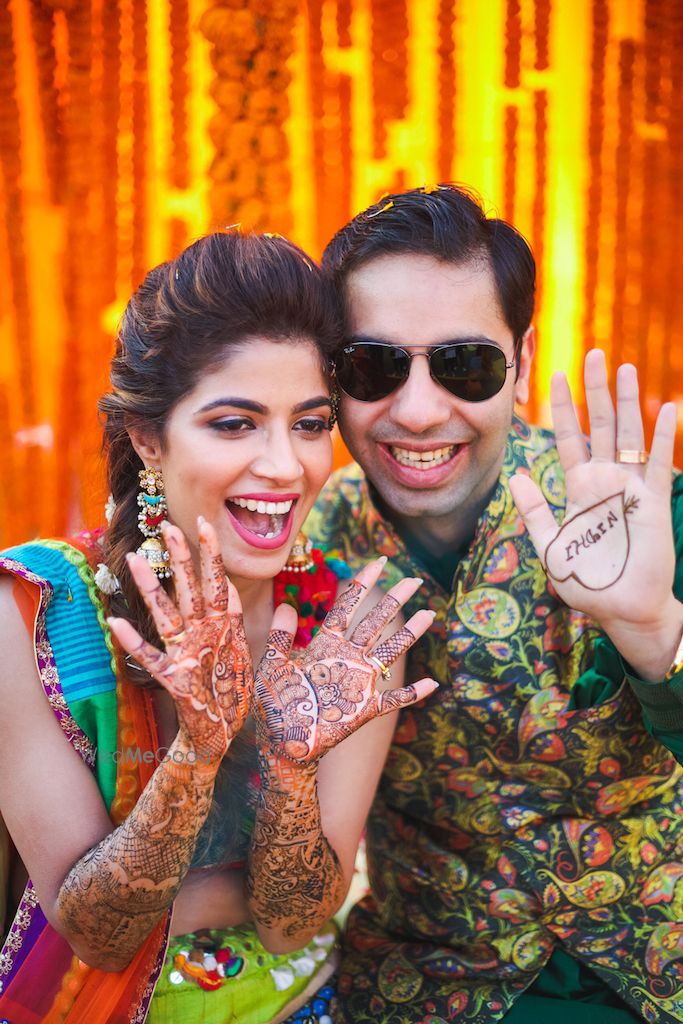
[253,558,438,763]
[509,349,681,678]
[108,519,252,763]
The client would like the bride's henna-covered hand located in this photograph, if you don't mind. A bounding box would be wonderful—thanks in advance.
[57,520,250,970]
[108,518,253,762]
[254,558,438,763]
[509,349,682,680]
[247,561,436,946]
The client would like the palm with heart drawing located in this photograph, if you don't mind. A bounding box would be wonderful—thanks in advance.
[509,349,682,682]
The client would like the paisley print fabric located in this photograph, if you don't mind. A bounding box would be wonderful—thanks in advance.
[307,417,683,1024]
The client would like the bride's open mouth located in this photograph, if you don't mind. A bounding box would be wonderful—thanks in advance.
[224,493,298,550]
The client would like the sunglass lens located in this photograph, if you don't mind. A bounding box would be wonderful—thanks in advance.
[336,345,409,402]
[432,344,507,401]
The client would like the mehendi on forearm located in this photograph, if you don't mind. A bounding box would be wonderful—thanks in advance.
[55,742,218,970]
[246,753,344,941]
[247,566,428,945]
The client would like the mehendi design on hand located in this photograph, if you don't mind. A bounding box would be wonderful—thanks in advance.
[115,523,254,763]
[144,580,185,637]
[254,577,424,764]
[206,554,230,613]
[377,684,418,713]
[56,747,217,969]
[544,491,638,590]
[372,625,416,667]
[266,629,295,659]
[349,594,400,646]
[247,569,437,945]
[319,579,367,632]
[246,756,344,938]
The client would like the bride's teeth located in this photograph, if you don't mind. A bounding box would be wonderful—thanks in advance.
[229,497,295,514]
[390,445,456,468]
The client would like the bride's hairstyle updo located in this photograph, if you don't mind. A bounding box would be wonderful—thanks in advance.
[98,231,343,651]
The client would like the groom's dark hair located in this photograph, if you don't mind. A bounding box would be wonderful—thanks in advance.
[322,183,536,350]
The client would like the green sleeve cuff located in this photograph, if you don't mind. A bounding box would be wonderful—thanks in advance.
[626,665,683,731]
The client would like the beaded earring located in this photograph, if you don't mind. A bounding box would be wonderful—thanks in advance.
[136,468,172,578]
[284,531,315,573]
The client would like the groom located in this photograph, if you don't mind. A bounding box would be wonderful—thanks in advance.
[307,184,683,1024]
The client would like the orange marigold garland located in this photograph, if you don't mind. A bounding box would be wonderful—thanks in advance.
[663,0,683,421]
[582,0,609,357]
[610,38,637,377]
[54,0,97,533]
[502,0,521,224]
[0,0,38,540]
[529,0,550,421]
[99,0,121,314]
[307,0,330,253]
[370,0,409,160]
[0,385,17,547]
[436,0,456,181]
[132,0,148,288]
[337,0,352,47]
[200,0,296,235]
[28,0,62,205]
[169,0,191,255]
[635,0,667,389]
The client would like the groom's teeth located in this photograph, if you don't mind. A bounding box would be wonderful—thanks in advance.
[229,497,294,514]
[390,445,456,468]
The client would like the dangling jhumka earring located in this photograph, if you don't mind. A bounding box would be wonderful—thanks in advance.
[136,468,172,578]
[284,531,315,573]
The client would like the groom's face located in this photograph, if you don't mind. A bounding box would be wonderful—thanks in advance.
[336,253,533,529]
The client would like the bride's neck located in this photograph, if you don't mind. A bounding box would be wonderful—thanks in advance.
[230,574,274,618]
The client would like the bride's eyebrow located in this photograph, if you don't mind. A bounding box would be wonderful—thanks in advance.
[195,398,267,414]
[195,396,331,415]
[293,396,332,412]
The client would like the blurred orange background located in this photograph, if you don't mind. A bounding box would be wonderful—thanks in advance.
[1,0,682,546]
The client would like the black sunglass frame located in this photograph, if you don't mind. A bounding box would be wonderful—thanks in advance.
[334,341,517,404]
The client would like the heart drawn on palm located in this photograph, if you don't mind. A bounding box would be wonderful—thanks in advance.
[545,491,639,591]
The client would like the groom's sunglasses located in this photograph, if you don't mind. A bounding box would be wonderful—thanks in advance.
[334,341,517,404]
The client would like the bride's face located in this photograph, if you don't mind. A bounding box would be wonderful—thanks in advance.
[147,337,333,580]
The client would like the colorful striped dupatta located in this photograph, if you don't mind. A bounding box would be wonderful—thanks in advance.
[0,540,170,1024]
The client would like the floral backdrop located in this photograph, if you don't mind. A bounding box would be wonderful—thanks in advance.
[1,0,682,545]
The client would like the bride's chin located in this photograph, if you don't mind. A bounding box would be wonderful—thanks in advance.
[220,548,292,584]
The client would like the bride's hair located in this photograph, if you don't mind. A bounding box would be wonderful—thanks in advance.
[99,230,342,656]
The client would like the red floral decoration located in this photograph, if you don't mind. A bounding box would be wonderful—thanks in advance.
[274,548,341,647]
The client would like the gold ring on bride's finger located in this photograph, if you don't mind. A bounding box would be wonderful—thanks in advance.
[369,655,392,680]
[616,449,648,464]
[161,628,189,645]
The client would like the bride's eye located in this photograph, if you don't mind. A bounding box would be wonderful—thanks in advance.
[294,416,328,435]
[209,417,255,435]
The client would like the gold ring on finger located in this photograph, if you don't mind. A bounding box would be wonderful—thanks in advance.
[161,628,189,645]
[616,449,648,464]
[369,655,392,680]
